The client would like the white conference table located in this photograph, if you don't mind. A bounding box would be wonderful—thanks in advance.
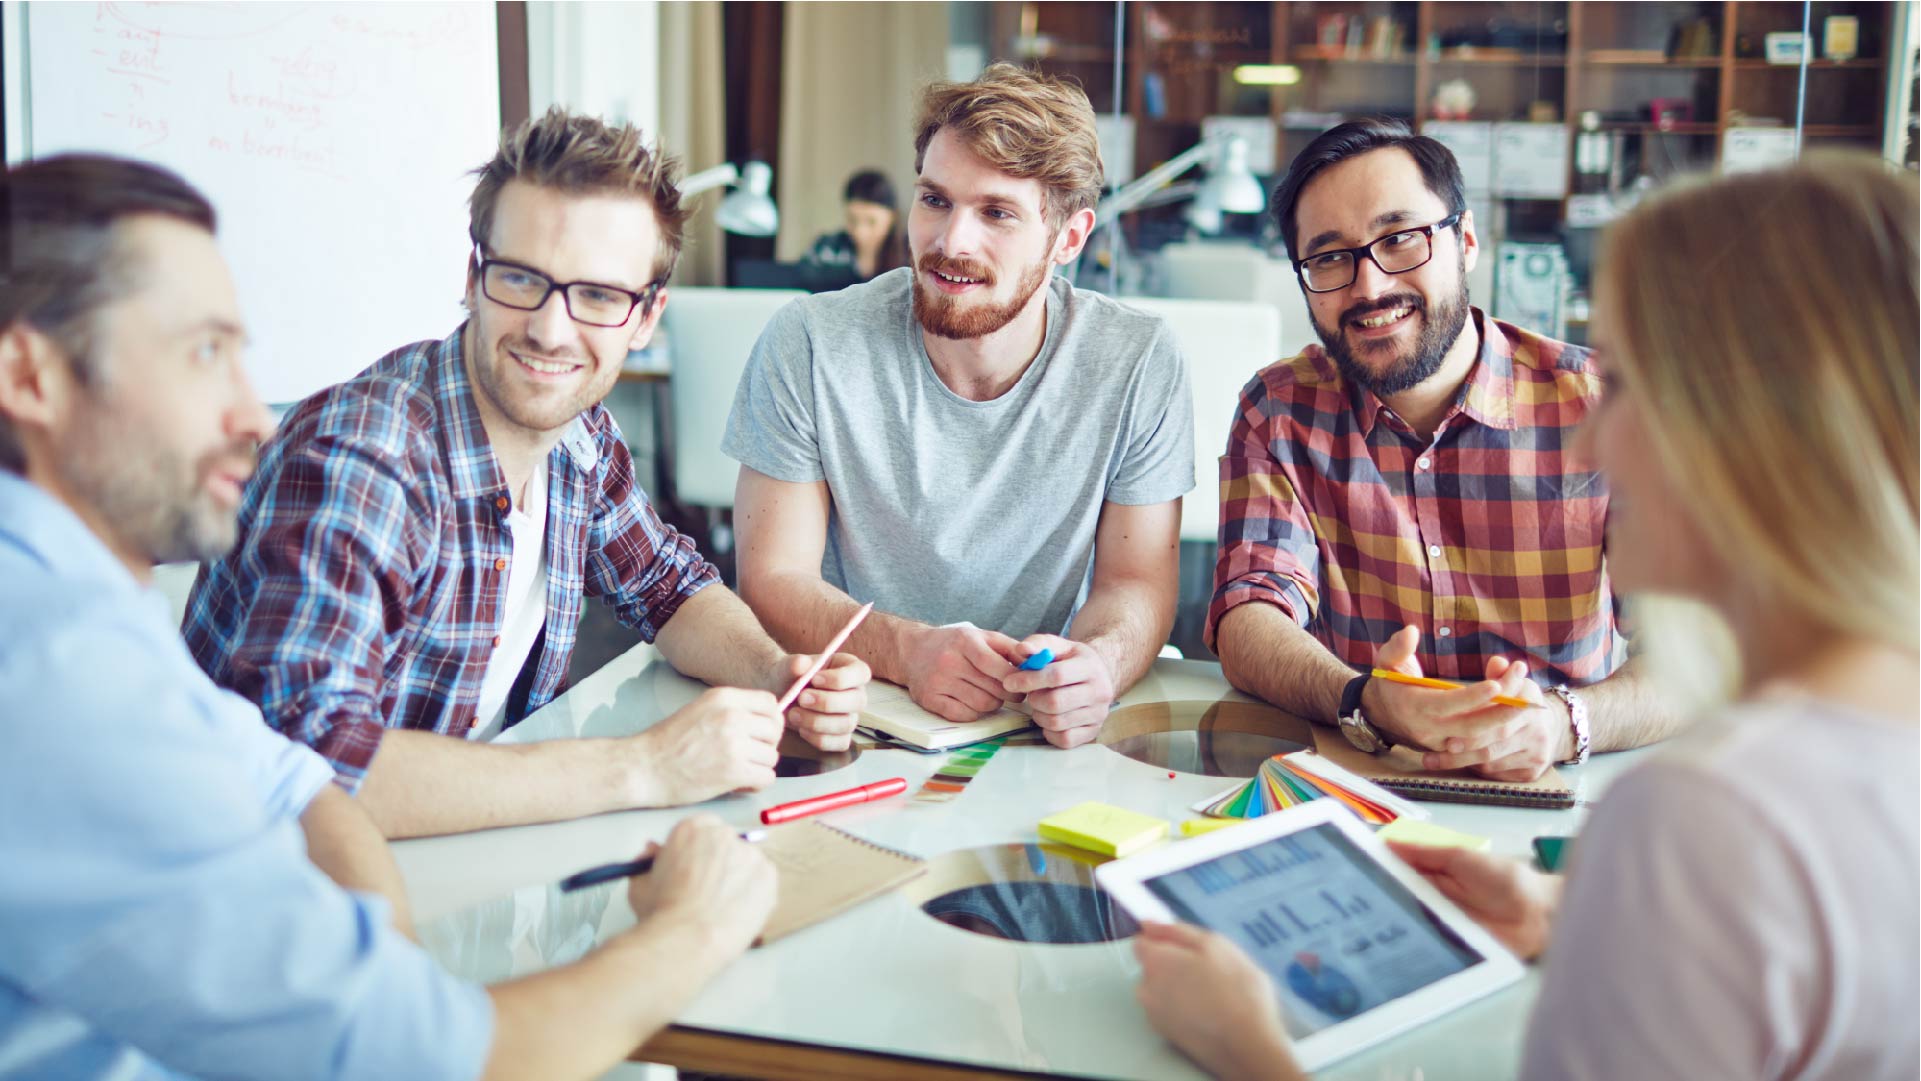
[399,647,1644,1080]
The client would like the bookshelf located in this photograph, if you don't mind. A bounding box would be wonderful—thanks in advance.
[989,1,1898,203]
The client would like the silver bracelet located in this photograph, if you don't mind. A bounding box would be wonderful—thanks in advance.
[1548,684,1590,765]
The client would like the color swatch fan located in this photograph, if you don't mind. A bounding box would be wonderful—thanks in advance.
[1195,752,1429,825]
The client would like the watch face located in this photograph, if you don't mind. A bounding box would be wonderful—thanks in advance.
[1339,712,1385,754]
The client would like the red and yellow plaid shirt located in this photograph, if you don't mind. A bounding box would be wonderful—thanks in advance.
[1205,311,1624,687]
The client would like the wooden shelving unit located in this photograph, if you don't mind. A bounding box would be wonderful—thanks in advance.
[988,1,1896,231]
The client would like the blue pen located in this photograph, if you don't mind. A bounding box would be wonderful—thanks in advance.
[1018,648,1054,672]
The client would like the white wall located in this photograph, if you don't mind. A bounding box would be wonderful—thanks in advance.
[527,1,660,134]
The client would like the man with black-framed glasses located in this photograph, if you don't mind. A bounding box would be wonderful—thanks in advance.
[185,108,871,838]
[1208,119,1681,784]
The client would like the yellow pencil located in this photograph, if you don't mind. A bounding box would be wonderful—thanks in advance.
[1370,668,1533,709]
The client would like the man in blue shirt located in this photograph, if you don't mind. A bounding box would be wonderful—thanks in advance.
[0,155,775,1079]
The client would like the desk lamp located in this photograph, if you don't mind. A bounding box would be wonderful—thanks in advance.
[680,160,779,237]
[1080,133,1267,291]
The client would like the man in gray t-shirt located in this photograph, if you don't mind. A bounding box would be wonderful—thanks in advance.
[724,64,1194,749]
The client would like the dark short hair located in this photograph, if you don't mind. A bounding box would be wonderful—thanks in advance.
[1270,118,1467,260]
[0,154,216,472]
[844,169,897,210]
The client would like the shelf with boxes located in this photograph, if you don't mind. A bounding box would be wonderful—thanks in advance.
[985,1,1900,339]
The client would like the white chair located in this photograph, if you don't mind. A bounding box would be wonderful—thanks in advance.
[662,286,806,510]
[1160,242,1317,360]
[153,561,200,626]
[1116,297,1283,543]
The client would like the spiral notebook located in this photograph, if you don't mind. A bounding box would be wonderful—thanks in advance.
[1307,727,1576,809]
[756,820,927,945]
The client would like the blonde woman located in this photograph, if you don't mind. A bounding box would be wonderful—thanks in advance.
[1134,154,1919,1080]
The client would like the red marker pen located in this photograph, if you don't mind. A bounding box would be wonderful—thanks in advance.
[760,777,908,825]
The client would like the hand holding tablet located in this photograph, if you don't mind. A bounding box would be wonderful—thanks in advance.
[1098,800,1524,1072]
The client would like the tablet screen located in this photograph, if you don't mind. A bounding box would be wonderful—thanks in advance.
[1143,822,1484,1038]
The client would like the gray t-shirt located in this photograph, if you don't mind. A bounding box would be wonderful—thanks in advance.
[722,267,1194,638]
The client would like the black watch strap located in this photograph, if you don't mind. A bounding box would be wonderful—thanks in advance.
[1339,671,1372,722]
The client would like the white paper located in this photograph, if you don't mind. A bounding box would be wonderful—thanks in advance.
[1422,122,1494,194]
[1492,122,1569,199]
[1721,127,1799,174]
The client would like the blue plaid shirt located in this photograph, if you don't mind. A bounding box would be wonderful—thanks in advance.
[184,325,718,789]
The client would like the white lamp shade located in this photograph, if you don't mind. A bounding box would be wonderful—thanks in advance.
[1203,137,1267,215]
[716,189,778,236]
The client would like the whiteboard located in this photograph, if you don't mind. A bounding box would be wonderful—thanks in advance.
[17,2,500,402]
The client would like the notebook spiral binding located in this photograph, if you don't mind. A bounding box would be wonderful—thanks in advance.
[795,820,924,863]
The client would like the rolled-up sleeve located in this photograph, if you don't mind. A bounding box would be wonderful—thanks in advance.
[584,432,720,639]
[2,612,494,1081]
[1204,375,1323,651]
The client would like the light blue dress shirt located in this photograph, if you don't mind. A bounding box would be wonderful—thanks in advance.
[0,472,494,1080]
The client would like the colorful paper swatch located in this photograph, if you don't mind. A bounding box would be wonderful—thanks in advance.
[912,736,1010,803]
[1194,752,1429,825]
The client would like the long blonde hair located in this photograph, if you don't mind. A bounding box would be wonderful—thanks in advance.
[1598,153,1919,652]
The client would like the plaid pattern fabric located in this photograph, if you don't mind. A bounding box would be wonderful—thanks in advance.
[184,325,718,789]
[1205,311,1624,687]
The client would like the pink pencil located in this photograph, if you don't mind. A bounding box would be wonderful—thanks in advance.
[776,601,874,712]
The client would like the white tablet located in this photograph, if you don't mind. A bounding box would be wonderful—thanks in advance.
[1095,800,1524,1071]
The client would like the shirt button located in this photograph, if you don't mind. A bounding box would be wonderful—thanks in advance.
[1437,626,1453,638]
[1427,544,1442,558]
[494,557,508,571]
[495,496,509,511]
[1416,457,1431,470]
[491,635,502,648]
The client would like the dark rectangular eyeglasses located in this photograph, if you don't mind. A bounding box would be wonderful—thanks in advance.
[1294,213,1462,294]
[474,246,661,327]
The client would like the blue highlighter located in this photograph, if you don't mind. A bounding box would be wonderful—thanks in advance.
[1018,648,1055,672]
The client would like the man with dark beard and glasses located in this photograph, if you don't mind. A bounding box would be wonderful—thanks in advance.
[725,64,1195,749]
[1208,120,1681,783]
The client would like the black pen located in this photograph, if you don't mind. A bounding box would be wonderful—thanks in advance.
[558,829,768,892]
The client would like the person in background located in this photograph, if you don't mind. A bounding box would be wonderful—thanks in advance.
[184,108,869,840]
[1133,154,1919,1080]
[0,153,776,1081]
[1209,118,1680,782]
[728,64,1193,749]
[804,168,908,281]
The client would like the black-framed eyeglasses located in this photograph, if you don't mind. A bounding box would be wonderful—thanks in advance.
[473,246,662,328]
[1294,213,1462,294]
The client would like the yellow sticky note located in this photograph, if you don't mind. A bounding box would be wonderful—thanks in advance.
[1376,818,1493,852]
[1180,818,1247,837]
[1038,802,1168,858]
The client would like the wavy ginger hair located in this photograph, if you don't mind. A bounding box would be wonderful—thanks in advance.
[912,63,1104,230]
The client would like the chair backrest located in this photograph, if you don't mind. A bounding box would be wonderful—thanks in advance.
[153,561,199,627]
[663,286,807,508]
[1160,242,1318,361]
[1117,296,1283,542]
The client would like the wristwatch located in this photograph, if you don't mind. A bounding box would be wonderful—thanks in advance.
[1548,684,1591,765]
[1337,672,1393,754]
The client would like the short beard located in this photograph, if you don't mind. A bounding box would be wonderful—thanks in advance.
[466,325,616,437]
[61,391,248,565]
[1312,254,1471,399]
[912,250,1053,341]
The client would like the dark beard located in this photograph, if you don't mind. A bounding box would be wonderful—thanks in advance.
[1312,256,1471,398]
[912,251,1052,340]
